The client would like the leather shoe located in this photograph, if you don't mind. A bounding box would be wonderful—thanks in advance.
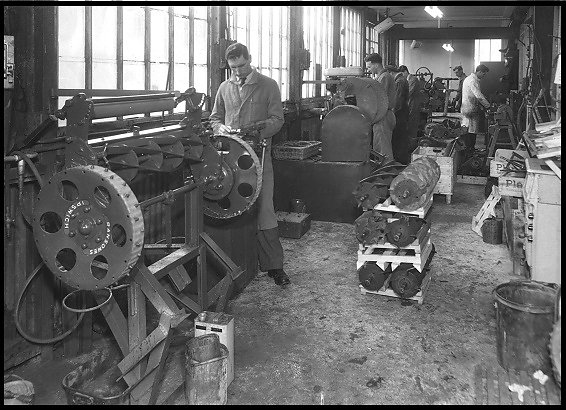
[268,269,291,286]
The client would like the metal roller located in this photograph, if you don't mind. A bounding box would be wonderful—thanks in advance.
[389,157,440,211]
[389,244,435,298]
[353,162,405,209]
[385,214,429,248]
[354,210,388,245]
[358,262,391,291]
[31,165,144,290]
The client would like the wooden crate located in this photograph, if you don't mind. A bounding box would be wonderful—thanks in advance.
[498,172,525,197]
[373,195,433,219]
[411,144,459,204]
[358,268,433,305]
[357,237,433,272]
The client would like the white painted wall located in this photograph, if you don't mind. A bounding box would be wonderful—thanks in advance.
[399,39,476,78]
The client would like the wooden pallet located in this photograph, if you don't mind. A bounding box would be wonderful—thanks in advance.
[374,195,433,218]
[358,222,430,253]
[474,364,561,405]
[471,185,501,236]
[358,268,433,305]
[356,238,433,272]
[457,175,488,185]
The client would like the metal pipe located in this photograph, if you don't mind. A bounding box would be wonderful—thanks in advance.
[91,96,177,119]
[4,152,38,162]
[88,124,185,146]
[140,180,203,209]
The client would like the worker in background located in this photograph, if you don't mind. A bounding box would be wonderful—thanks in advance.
[453,65,467,112]
[399,65,425,149]
[388,65,410,164]
[364,53,396,161]
[209,43,290,287]
[460,64,491,154]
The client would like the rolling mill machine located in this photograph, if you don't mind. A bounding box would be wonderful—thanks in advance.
[8,89,265,403]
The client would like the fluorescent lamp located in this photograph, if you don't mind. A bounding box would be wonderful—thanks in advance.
[424,6,443,19]
[442,44,454,52]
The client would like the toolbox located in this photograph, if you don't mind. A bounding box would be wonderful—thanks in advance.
[276,211,311,239]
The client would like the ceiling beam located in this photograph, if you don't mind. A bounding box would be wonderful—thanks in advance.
[389,26,513,40]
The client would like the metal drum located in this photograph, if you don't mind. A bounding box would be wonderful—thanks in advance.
[321,105,372,162]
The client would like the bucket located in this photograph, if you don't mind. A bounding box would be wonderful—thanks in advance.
[185,334,228,405]
[493,280,558,373]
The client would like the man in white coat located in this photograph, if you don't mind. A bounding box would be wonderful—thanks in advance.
[461,64,491,153]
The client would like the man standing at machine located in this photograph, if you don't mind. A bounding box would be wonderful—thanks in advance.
[365,53,396,161]
[209,43,290,287]
[389,66,410,164]
[453,65,467,112]
[461,64,491,153]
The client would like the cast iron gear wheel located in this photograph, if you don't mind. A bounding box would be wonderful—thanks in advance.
[196,135,263,219]
[32,165,144,290]
[549,317,561,387]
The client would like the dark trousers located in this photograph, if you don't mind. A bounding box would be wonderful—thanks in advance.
[392,107,410,164]
[257,227,284,271]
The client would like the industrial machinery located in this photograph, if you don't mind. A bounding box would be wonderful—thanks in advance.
[321,69,389,162]
[389,157,440,211]
[9,89,263,404]
[352,161,406,209]
[385,214,429,248]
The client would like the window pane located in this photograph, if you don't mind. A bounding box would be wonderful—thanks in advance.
[59,61,85,89]
[194,66,208,95]
[174,63,190,92]
[123,61,145,90]
[59,6,85,60]
[194,20,208,65]
[150,8,169,62]
[175,6,190,17]
[150,62,169,90]
[123,6,145,61]
[92,7,117,61]
[174,15,190,64]
[93,62,117,89]
[194,6,207,20]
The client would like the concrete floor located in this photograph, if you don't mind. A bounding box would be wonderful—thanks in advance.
[8,182,530,405]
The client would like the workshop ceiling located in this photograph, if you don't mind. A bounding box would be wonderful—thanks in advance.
[368,4,516,29]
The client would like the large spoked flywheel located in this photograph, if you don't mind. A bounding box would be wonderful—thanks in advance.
[32,165,144,290]
[191,135,263,219]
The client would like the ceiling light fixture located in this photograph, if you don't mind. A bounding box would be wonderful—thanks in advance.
[424,6,443,19]
[442,43,454,52]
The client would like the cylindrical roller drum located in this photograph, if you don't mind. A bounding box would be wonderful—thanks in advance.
[321,105,371,162]
[389,157,440,211]
[354,210,387,245]
[389,264,426,298]
[358,262,391,291]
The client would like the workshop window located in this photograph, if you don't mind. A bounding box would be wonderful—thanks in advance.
[366,25,379,55]
[340,7,362,68]
[228,6,290,101]
[57,5,209,117]
[474,39,503,68]
[302,6,334,98]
